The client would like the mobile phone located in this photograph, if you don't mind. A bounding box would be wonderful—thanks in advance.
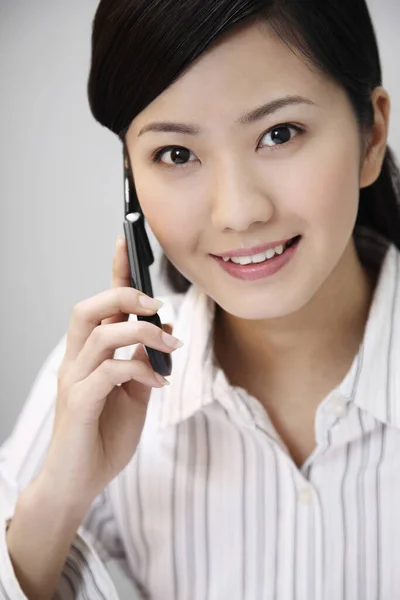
[122,144,172,377]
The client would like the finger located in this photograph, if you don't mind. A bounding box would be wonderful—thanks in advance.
[113,236,131,287]
[70,352,167,423]
[103,235,132,327]
[162,323,174,335]
[64,287,163,363]
[72,320,182,381]
[120,341,159,400]
[120,323,174,400]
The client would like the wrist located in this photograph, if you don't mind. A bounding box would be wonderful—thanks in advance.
[21,470,91,528]
[6,472,89,600]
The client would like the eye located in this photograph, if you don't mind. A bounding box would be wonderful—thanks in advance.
[151,123,304,167]
[258,124,303,150]
[152,146,197,167]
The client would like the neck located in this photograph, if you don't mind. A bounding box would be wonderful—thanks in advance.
[213,238,377,397]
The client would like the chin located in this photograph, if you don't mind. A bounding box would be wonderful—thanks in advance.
[216,294,308,321]
[203,260,327,321]
[236,306,301,321]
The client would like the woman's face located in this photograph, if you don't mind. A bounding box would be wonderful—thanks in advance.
[126,20,370,320]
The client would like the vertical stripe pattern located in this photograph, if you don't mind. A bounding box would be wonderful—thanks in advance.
[1,226,400,599]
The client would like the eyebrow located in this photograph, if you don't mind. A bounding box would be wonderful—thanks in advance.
[137,95,316,137]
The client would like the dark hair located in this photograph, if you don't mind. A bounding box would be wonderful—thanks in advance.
[88,0,400,294]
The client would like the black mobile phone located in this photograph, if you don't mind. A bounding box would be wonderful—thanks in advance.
[123,144,172,377]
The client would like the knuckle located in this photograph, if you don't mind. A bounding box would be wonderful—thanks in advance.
[141,362,154,380]
[136,320,158,343]
[72,300,88,321]
[126,285,140,303]
[102,358,115,379]
[117,285,132,302]
[114,286,124,303]
[91,324,105,344]
[112,287,138,316]
[134,320,148,336]
[113,287,128,313]
[131,359,151,382]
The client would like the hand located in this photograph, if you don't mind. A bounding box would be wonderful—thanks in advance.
[40,236,183,516]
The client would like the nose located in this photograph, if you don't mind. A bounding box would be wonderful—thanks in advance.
[209,156,275,232]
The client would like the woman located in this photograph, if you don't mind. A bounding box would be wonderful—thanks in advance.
[2,0,400,598]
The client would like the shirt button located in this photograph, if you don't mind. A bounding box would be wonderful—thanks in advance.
[327,396,348,418]
[299,485,314,506]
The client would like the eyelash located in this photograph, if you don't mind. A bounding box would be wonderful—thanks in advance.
[150,123,305,168]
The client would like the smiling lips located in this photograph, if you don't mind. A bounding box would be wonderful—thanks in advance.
[212,235,300,260]
[211,236,301,281]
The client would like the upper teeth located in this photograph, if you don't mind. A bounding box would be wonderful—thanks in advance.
[222,244,286,264]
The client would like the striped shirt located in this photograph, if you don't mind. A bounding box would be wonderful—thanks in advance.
[1,226,400,600]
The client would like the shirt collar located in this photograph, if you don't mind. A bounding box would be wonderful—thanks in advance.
[158,227,400,431]
[338,229,400,428]
[158,283,218,430]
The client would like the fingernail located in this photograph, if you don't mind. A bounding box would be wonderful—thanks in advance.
[161,331,184,349]
[139,295,164,310]
[154,373,171,386]
[116,235,125,247]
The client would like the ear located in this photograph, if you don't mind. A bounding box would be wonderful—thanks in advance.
[359,87,391,189]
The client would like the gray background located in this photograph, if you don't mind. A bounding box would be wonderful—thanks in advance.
[1,0,399,597]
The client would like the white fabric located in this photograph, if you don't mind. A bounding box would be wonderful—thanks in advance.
[1,227,400,599]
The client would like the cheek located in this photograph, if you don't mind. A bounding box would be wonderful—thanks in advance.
[134,179,205,255]
[278,128,361,236]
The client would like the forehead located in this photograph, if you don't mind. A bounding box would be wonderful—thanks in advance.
[130,20,341,134]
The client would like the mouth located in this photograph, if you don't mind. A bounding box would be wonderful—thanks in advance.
[210,235,302,281]
[214,235,301,264]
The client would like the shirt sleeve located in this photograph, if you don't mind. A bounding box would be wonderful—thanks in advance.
[0,333,144,600]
